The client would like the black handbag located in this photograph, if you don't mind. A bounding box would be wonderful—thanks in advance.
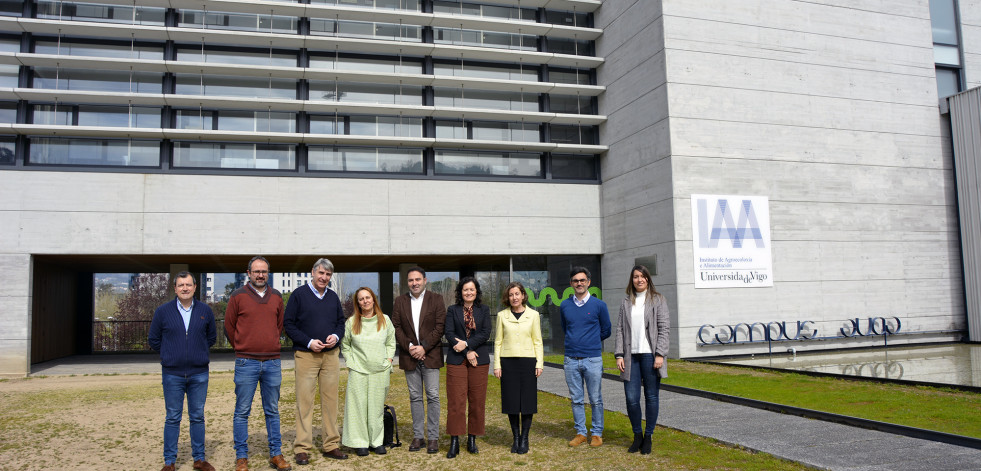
[383,404,402,447]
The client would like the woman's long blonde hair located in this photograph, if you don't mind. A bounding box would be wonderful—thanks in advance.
[351,287,385,335]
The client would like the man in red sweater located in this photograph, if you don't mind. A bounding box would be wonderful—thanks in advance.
[225,256,291,471]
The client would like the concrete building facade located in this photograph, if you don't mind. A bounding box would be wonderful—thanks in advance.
[0,0,978,375]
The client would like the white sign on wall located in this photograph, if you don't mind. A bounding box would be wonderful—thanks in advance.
[691,194,773,288]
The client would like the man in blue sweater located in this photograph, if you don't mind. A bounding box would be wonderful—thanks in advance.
[559,266,611,448]
[148,271,217,471]
[284,258,348,462]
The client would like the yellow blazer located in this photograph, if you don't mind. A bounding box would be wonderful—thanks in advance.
[494,307,543,370]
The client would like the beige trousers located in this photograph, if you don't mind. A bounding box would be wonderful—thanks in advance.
[293,349,341,453]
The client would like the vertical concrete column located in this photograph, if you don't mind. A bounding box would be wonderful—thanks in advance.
[379,271,394,317]
[0,254,32,376]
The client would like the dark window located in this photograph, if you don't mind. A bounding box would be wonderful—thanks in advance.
[550,125,598,145]
[435,150,541,177]
[0,137,14,164]
[307,146,423,173]
[551,154,597,180]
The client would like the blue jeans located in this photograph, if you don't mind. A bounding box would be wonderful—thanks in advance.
[233,358,282,459]
[624,353,660,435]
[162,372,209,464]
[564,356,604,437]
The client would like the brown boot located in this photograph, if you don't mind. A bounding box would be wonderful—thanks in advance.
[235,458,248,471]
[269,454,292,471]
[192,460,215,471]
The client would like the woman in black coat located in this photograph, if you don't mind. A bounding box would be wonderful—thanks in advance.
[443,276,492,458]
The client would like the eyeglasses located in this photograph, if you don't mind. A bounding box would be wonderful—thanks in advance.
[250,270,269,275]
[571,278,589,284]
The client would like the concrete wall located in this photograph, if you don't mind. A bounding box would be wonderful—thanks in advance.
[0,171,601,374]
[962,0,981,88]
[595,1,680,357]
[660,0,963,357]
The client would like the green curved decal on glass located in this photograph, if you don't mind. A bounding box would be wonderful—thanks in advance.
[525,287,602,307]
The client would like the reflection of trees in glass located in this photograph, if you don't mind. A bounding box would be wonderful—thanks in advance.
[0,146,14,164]
[116,273,170,321]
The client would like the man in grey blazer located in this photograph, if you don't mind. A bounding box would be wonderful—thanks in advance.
[391,266,446,454]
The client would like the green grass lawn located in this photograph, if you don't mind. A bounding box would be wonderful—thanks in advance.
[545,353,981,439]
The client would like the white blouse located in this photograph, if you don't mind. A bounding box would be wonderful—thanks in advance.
[631,292,652,354]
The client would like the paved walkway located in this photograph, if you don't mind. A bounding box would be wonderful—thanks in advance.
[535,365,981,471]
[30,354,981,470]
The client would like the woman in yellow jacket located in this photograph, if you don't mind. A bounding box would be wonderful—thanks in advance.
[493,281,543,455]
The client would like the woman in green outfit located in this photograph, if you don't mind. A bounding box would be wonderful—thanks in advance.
[341,287,396,457]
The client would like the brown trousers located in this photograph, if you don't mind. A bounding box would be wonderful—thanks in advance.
[445,362,489,436]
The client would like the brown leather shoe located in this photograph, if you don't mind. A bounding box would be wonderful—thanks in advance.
[235,458,248,471]
[269,454,292,470]
[568,434,587,447]
[160,464,175,471]
[408,437,424,451]
[589,435,603,447]
[427,439,439,454]
[322,448,348,460]
[294,452,309,465]
[192,460,215,471]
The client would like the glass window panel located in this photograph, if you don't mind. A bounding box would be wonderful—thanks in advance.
[29,137,159,166]
[934,44,960,66]
[0,64,16,87]
[545,10,589,27]
[37,2,165,25]
[78,105,159,128]
[33,104,71,125]
[348,115,422,137]
[549,67,592,85]
[309,55,422,74]
[435,150,540,177]
[33,68,161,93]
[434,60,537,81]
[0,102,16,123]
[218,111,295,133]
[308,146,423,173]
[550,124,598,145]
[435,120,467,139]
[0,0,21,17]
[930,0,958,45]
[550,94,595,114]
[434,88,538,112]
[309,115,341,134]
[179,10,296,33]
[551,154,597,180]
[0,137,13,164]
[936,67,960,98]
[0,37,20,52]
[546,38,594,57]
[173,142,295,169]
[374,0,420,10]
[35,41,163,60]
[176,109,215,130]
[177,48,295,66]
[434,28,535,51]
[310,81,421,104]
[175,74,296,99]
[472,121,539,142]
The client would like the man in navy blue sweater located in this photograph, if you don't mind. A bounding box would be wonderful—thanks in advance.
[148,271,217,471]
[559,266,611,449]
[284,258,348,461]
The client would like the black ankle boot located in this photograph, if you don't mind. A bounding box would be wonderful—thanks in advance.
[518,416,532,454]
[628,433,643,453]
[511,423,521,453]
[446,436,459,458]
[467,434,478,454]
[640,433,652,455]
